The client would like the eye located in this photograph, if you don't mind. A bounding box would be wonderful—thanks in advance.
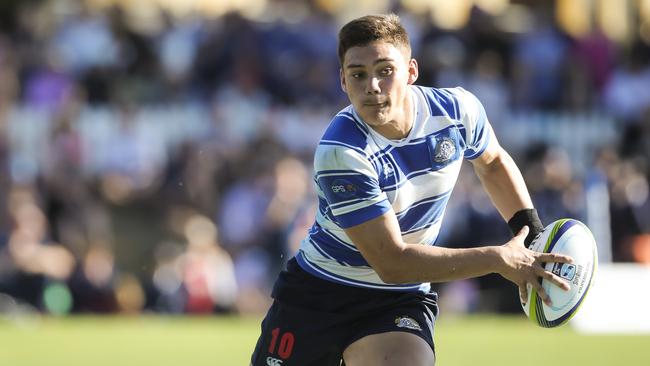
[381,67,393,76]
[351,72,365,79]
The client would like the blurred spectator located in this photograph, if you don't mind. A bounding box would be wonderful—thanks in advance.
[1,187,76,312]
[603,42,650,123]
[511,4,570,110]
[180,214,237,313]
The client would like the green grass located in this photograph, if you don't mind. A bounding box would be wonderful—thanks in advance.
[0,315,648,365]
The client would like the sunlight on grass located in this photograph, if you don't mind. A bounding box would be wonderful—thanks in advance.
[0,315,648,366]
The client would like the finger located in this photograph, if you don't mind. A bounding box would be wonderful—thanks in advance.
[537,253,574,264]
[519,285,528,304]
[530,279,552,306]
[516,225,530,239]
[535,267,571,291]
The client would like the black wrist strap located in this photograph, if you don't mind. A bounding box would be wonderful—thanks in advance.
[507,208,544,248]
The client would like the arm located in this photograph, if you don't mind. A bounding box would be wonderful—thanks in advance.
[345,210,570,304]
[469,132,532,222]
[471,132,544,246]
[344,136,571,304]
[345,210,511,284]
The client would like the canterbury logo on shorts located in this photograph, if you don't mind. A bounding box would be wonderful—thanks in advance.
[395,316,422,331]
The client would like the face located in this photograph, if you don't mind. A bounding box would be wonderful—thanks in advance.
[340,41,418,135]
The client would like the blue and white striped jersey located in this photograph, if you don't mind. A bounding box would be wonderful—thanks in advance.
[296,85,493,293]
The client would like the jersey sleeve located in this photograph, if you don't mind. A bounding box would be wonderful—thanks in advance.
[314,144,391,228]
[448,87,493,160]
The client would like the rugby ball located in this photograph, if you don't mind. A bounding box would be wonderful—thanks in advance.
[521,219,598,328]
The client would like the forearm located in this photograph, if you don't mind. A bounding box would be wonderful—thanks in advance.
[375,242,503,284]
[474,148,533,221]
[347,210,509,284]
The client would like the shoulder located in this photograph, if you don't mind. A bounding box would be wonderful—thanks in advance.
[415,85,481,120]
[315,110,375,175]
[320,108,370,152]
[316,107,371,164]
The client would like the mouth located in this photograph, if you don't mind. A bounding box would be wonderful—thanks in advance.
[364,102,388,108]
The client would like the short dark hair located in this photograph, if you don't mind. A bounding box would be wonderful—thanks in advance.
[337,14,411,66]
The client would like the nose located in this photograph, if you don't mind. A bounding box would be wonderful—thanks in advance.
[365,77,381,94]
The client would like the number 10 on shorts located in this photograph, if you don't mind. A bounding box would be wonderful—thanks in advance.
[268,328,295,359]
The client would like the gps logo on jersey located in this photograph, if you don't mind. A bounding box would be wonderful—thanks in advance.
[330,179,358,198]
[395,316,422,331]
[266,357,283,366]
[433,137,456,163]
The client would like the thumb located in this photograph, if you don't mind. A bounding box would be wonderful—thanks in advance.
[515,225,529,241]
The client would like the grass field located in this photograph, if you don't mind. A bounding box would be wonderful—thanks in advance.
[0,315,648,366]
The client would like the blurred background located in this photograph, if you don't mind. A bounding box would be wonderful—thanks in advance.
[0,0,649,321]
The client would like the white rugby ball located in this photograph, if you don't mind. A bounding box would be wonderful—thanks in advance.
[521,218,598,328]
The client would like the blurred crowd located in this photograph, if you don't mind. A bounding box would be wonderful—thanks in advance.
[0,0,649,317]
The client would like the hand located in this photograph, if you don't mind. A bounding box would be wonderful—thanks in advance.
[496,226,574,306]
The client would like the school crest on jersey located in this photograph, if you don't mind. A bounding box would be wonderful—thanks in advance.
[433,137,456,163]
[395,316,422,331]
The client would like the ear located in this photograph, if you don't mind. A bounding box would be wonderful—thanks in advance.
[407,58,419,85]
[340,68,347,93]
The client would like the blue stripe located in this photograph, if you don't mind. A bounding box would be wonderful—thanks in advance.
[309,239,334,260]
[337,111,370,136]
[318,225,359,251]
[418,86,460,118]
[395,189,452,217]
[309,240,352,267]
[402,217,443,236]
[336,199,391,228]
[318,173,382,208]
[386,140,432,176]
[547,220,579,253]
[321,114,369,152]
[295,251,425,291]
[383,156,461,191]
[317,197,337,223]
[383,169,434,191]
[309,233,369,266]
[346,112,371,135]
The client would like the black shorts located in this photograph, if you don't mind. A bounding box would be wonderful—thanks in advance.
[250,258,439,366]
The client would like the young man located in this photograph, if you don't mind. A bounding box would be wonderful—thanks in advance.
[251,14,572,366]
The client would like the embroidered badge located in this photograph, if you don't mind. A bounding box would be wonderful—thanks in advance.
[395,316,422,331]
[433,137,456,163]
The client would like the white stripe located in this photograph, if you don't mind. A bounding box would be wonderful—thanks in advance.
[395,190,451,217]
[321,227,359,252]
[331,195,386,216]
[387,161,462,213]
[316,171,365,178]
[402,220,443,244]
[320,140,370,156]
